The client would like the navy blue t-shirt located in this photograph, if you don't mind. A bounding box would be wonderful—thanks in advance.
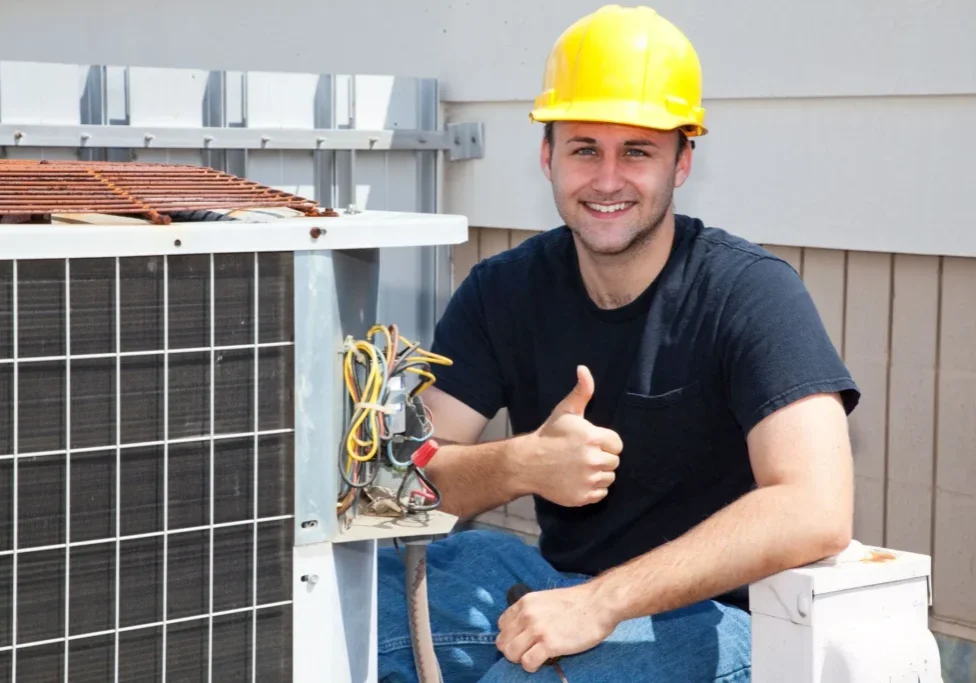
[430,214,860,607]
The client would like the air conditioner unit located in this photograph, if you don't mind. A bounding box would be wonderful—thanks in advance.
[0,160,465,682]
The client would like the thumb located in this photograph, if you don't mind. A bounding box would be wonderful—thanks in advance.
[554,365,594,417]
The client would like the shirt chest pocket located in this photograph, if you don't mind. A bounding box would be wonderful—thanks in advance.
[613,379,716,491]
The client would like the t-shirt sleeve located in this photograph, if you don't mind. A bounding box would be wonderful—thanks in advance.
[719,256,860,434]
[427,265,507,419]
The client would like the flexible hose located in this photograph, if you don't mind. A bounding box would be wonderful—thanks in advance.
[405,543,443,683]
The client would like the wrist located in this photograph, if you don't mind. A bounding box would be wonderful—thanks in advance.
[503,432,537,498]
[589,570,636,625]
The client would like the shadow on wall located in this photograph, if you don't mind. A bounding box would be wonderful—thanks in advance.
[936,633,976,683]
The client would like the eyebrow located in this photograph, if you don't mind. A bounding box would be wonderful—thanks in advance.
[566,136,658,147]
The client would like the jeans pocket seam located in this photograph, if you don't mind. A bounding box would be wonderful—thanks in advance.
[378,632,499,654]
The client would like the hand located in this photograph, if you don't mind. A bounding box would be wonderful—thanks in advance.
[518,365,623,506]
[495,582,617,672]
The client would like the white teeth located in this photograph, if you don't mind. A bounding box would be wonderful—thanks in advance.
[585,202,630,213]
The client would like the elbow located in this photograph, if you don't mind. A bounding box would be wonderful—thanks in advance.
[810,503,854,558]
[790,488,853,561]
[797,475,854,559]
[819,519,853,557]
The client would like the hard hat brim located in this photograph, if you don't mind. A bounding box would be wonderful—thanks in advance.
[529,102,707,137]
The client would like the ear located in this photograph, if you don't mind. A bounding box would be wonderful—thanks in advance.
[673,134,693,189]
[540,132,553,181]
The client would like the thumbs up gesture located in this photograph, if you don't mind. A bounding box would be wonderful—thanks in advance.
[520,366,623,507]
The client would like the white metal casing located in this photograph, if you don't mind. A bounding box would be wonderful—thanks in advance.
[0,207,467,681]
[0,208,467,259]
[750,541,942,683]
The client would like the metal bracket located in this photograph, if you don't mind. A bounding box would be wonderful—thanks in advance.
[446,122,485,161]
[0,123,453,152]
[0,122,487,157]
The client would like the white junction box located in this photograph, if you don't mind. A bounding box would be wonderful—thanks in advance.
[750,540,943,683]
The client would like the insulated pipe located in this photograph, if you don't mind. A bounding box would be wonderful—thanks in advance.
[405,543,443,683]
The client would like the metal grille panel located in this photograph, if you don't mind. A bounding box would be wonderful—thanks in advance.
[0,252,295,681]
[0,160,328,225]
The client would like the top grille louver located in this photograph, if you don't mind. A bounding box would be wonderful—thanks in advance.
[0,160,334,225]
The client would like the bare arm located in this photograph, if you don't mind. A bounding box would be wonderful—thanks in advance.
[420,386,526,519]
[591,391,854,621]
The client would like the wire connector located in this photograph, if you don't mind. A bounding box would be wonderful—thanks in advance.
[411,439,439,468]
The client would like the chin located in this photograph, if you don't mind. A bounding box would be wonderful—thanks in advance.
[571,224,645,255]
[575,232,638,256]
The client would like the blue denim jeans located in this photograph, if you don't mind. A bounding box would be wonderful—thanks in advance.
[377,529,751,682]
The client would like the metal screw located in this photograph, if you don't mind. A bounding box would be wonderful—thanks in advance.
[174,239,182,247]
[309,227,322,239]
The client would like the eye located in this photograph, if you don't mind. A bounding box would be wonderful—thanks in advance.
[571,147,597,156]
[624,148,650,157]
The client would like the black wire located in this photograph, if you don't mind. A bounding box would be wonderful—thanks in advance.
[395,464,442,513]
[388,341,422,375]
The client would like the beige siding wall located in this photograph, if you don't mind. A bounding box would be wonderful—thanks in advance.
[451,227,976,640]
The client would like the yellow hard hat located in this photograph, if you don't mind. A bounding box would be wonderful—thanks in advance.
[530,5,707,136]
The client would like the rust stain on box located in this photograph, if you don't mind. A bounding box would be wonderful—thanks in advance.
[862,549,898,563]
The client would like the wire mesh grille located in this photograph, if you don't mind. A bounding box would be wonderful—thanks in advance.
[0,252,295,681]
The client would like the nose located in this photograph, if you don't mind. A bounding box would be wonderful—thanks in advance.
[590,155,626,196]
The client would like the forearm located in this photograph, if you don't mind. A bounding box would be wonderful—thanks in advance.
[592,482,852,622]
[424,436,530,519]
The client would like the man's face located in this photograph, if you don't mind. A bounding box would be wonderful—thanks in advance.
[541,121,692,256]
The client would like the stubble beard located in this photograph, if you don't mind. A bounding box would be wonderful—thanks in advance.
[556,170,676,260]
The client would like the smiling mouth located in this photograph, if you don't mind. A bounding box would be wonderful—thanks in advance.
[581,201,636,217]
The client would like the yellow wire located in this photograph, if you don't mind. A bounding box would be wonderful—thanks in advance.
[405,367,437,395]
[339,327,455,478]
[343,340,383,462]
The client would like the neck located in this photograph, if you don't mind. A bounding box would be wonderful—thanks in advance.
[575,214,675,310]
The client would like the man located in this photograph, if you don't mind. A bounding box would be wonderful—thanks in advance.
[377,5,859,682]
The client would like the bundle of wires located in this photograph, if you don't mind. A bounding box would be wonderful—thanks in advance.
[336,323,453,517]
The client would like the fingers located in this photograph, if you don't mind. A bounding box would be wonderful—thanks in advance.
[497,603,518,633]
[591,426,623,454]
[585,486,610,504]
[553,365,594,417]
[586,449,620,473]
[590,469,616,489]
[568,465,614,506]
[498,626,539,668]
[520,642,552,674]
[496,603,552,674]
[496,604,534,666]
